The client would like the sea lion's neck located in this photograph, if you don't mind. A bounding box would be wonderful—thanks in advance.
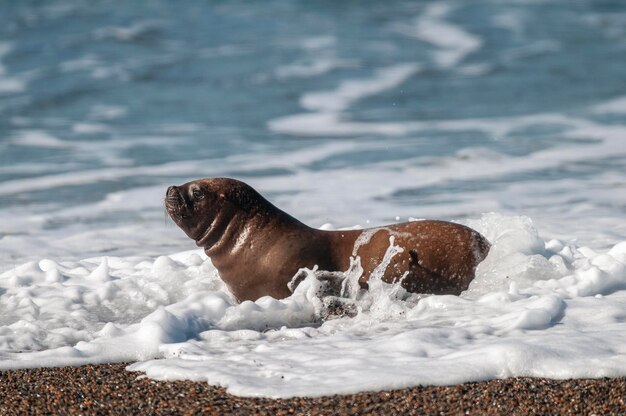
[201,211,247,258]
[201,204,311,264]
[195,204,237,250]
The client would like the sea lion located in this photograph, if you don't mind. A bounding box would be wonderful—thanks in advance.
[165,178,490,302]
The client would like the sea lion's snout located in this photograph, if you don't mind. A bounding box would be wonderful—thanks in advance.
[165,185,188,220]
[165,186,176,199]
[166,186,180,202]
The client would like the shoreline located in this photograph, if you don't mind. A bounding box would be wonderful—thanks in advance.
[1,363,625,415]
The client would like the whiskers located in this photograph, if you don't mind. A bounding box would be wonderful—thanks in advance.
[163,200,173,225]
[164,196,180,219]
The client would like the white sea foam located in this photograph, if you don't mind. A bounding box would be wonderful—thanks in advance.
[391,3,482,68]
[269,64,420,136]
[301,36,336,50]
[270,111,414,136]
[88,104,128,120]
[276,57,355,79]
[1,214,625,398]
[300,64,420,112]
[0,78,26,95]
[456,63,493,77]
[0,42,26,95]
[94,20,164,42]
[0,133,197,196]
[592,96,626,114]
[10,130,79,149]
[72,123,110,134]
[269,102,626,220]
[2,107,624,268]
[262,110,626,247]
[0,141,351,198]
[500,40,561,63]
[275,36,356,79]
[491,12,526,36]
[60,54,103,73]
[0,42,12,66]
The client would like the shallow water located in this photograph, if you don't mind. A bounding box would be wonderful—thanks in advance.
[1,0,625,398]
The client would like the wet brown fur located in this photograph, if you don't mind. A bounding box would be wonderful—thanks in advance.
[166,178,490,302]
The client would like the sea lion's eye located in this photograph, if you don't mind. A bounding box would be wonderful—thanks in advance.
[192,189,204,200]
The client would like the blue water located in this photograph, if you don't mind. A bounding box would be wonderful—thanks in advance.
[0,0,625,267]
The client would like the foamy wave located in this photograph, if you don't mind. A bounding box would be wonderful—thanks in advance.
[275,36,356,79]
[275,57,355,79]
[94,20,164,43]
[1,214,625,397]
[0,42,27,95]
[501,40,561,63]
[72,123,110,134]
[88,104,128,121]
[269,112,415,136]
[592,96,626,114]
[0,78,26,95]
[301,63,420,112]
[269,63,420,135]
[2,109,624,254]
[60,54,103,73]
[10,130,74,149]
[391,3,482,68]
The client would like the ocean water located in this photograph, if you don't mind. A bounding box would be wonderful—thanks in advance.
[1,0,626,398]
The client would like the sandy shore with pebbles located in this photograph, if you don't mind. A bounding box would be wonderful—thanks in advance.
[1,364,625,415]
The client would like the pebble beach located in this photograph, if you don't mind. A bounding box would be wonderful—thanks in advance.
[1,364,625,415]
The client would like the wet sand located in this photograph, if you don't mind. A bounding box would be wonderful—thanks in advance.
[1,363,625,415]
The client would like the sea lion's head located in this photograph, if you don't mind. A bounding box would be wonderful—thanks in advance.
[165,178,266,247]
